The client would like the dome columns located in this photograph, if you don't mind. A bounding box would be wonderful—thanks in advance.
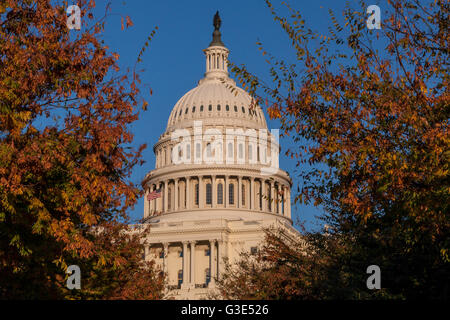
[145,175,292,220]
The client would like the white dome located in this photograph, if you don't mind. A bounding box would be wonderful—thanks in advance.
[166,78,267,132]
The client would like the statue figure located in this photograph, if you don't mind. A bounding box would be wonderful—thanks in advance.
[213,11,221,31]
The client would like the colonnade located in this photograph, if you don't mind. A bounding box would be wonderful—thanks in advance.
[145,174,291,218]
[147,239,223,289]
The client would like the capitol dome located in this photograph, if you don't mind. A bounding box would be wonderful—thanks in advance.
[141,12,298,300]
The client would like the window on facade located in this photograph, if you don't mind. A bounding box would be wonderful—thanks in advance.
[226,105,229,111]
[178,270,183,286]
[217,104,221,111]
[234,105,237,112]
[228,142,233,158]
[238,143,243,159]
[242,184,245,206]
[196,143,201,158]
[195,183,199,205]
[205,268,211,284]
[242,106,245,113]
[229,183,234,205]
[208,104,212,111]
[206,143,212,157]
[186,144,191,160]
[200,105,204,112]
[168,188,171,210]
[217,183,223,204]
[192,106,196,113]
[248,144,253,161]
[206,183,212,205]
[185,107,189,114]
[259,183,262,209]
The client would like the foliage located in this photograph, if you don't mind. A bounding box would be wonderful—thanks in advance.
[225,0,449,299]
[0,0,162,299]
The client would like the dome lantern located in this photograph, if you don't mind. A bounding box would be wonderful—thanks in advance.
[203,11,229,80]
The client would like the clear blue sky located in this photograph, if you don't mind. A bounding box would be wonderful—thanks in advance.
[88,0,385,231]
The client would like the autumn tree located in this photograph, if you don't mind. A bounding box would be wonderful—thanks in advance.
[0,0,161,299]
[223,0,449,299]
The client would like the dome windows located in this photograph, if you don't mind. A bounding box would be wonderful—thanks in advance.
[226,105,229,111]
[234,105,237,112]
[185,108,189,114]
[242,106,245,113]
[217,104,221,111]
[208,104,212,111]
[179,109,182,116]
[192,106,196,113]
[200,105,204,112]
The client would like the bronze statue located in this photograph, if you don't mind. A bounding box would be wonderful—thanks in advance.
[210,11,224,46]
[213,11,221,31]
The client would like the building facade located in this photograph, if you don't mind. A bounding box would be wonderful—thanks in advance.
[141,12,299,299]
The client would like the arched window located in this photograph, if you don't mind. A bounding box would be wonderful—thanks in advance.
[228,142,233,158]
[192,106,196,113]
[206,183,212,205]
[195,183,199,206]
[234,105,237,112]
[185,107,189,114]
[229,183,234,205]
[217,104,221,111]
[226,105,229,111]
[179,109,182,116]
[208,104,212,111]
[242,184,245,206]
[200,105,204,112]
[242,106,245,113]
[217,183,223,204]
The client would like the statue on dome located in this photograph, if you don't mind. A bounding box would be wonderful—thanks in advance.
[213,11,221,30]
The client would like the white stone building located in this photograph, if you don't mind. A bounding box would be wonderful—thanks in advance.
[141,12,299,299]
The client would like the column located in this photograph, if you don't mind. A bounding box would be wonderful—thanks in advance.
[237,176,242,209]
[212,175,216,207]
[163,243,169,275]
[250,178,255,210]
[174,179,179,211]
[209,239,216,285]
[164,181,168,213]
[186,177,190,209]
[224,175,229,208]
[287,188,291,219]
[198,176,204,209]
[217,239,224,278]
[156,182,162,212]
[182,241,188,286]
[190,241,196,286]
